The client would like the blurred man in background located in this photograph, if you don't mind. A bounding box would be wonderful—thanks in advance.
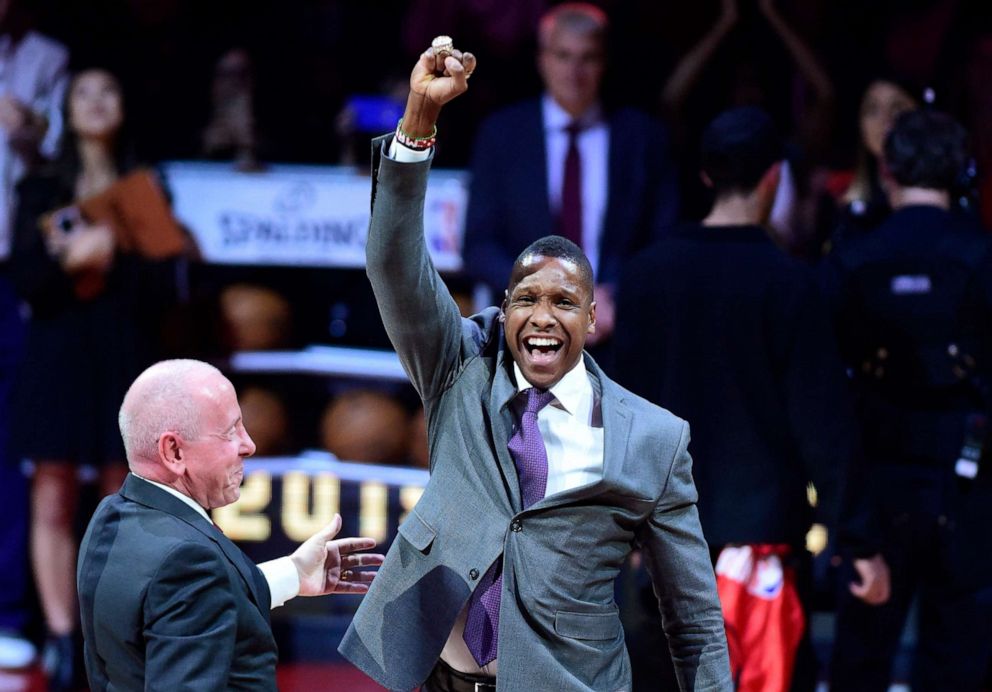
[462,2,679,363]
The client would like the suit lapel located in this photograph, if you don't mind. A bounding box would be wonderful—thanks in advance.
[603,109,624,254]
[599,379,633,491]
[529,356,632,511]
[210,531,271,622]
[120,474,267,614]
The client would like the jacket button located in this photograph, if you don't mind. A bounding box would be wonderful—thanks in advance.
[469,568,479,580]
[510,520,522,532]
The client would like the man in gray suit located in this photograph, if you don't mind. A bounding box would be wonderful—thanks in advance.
[77,359,383,690]
[338,44,731,691]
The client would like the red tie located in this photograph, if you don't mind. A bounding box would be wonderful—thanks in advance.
[557,121,583,247]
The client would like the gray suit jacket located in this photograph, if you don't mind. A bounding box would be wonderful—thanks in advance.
[338,137,730,692]
[77,474,277,691]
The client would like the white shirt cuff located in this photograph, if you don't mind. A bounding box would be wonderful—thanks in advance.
[388,136,432,162]
[258,557,300,609]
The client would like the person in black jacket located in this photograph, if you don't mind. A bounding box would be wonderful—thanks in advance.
[824,109,992,692]
[615,107,888,691]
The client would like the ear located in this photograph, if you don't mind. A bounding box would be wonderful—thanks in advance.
[699,171,714,189]
[499,291,509,322]
[158,432,186,475]
[587,300,597,334]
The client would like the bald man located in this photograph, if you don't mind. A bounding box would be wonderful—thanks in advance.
[77,359,383,691]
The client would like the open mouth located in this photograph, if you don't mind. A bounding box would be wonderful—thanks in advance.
[523,335,563,365]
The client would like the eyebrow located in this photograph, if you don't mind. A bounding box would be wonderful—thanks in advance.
[512,284,585,300]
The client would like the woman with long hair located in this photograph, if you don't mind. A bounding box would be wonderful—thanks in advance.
[9,68,170,691]
[830,78,918,247]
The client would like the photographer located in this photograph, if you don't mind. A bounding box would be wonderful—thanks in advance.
[823,109,992,691]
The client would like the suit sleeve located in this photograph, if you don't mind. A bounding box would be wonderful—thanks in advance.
[462,115,517,293]
[365,137,470,401]
[143,541,238,691]
[644,119,680,242]
[636,421,733,692]
[590,113,679,287]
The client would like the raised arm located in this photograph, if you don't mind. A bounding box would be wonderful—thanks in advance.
[364,44,482,401]
[758,0,835,153]
[758,0,833,106]
[660,0,738,116]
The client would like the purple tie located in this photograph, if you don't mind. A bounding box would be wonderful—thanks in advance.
[557,122,583,247]
[463,388,555,666]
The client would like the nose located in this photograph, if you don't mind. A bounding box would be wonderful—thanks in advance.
[529,298,557,328]
[241,429,257,458]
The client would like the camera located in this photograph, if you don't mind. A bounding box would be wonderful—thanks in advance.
[51,206,81,234]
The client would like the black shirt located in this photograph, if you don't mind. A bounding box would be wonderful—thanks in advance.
[616,222,860,549]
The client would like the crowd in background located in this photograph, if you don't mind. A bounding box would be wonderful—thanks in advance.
[0,0,990,690]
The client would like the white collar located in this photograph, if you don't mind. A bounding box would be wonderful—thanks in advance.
[541,93,603,132]
[132,473,212,524]
[512,356,589,416]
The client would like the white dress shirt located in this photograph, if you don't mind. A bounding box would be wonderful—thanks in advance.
[132,474,300,609]
[541,94,609,280]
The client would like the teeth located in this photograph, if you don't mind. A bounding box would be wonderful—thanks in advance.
[527,337,560,347]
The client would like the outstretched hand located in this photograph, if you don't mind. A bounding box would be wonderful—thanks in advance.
[290,514,384,596]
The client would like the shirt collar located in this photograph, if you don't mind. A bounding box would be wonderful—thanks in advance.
[132,473,212,523]
[512,356,589,416]
[542,93,603,133]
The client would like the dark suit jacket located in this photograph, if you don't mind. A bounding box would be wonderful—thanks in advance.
[77,474,277,691]
[615,224,864,552]
[462,98,678,293]
[339,139,730,692]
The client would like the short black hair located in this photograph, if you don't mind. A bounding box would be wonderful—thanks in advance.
[700,106,783,195]
[884,109,969,191]
[508,235,594,296]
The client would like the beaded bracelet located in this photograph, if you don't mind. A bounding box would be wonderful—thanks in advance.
[394,118,437,151]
